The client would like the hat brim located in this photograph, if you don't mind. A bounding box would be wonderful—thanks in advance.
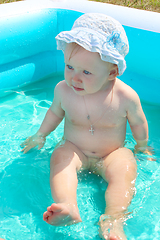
[56,28,127,76]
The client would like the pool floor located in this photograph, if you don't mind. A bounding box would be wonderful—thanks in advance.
[0,75,160,240]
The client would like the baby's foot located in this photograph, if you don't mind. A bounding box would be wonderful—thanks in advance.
[99,215,127,240]
[43,203,82,226]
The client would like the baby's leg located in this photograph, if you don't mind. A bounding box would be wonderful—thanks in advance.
[43,140,87,226]
[98,148,137,240]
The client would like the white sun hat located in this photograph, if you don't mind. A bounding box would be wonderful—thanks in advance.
[56,13,129,76]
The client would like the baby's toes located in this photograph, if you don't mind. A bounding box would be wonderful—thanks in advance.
[47,206,53,212]
[43,212,48,221]
[43,211,52,221]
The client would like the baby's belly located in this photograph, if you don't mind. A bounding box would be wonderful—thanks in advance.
[64,125,126,158]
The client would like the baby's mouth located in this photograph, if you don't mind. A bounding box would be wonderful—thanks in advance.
[72,86,84,91]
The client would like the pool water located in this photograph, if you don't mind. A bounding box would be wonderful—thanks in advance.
[0,74,160,240]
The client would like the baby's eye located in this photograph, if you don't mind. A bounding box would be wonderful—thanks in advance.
[66,65,74,70]
[83,70,91,75]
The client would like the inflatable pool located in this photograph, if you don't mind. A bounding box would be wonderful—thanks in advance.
[0,1,160,240]
[0,0,160,103]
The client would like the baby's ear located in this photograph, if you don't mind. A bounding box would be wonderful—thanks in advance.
[108,65,119,80]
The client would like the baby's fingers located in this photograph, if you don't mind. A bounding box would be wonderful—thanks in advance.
[21,138,37,153]
[20,140,27,148]
[20,137,31,147]
[21,145,33,154]
[146,146,155,155]
[20,134,46,153]
[38,141,45,150]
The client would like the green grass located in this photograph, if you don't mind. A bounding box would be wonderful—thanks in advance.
[0,0,21,3]
[0,0,159,12]
[90,0,160,12]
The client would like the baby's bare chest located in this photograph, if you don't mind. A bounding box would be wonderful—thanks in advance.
[62,95,127,128]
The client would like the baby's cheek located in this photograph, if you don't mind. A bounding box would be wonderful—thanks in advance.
[65,78,71,87]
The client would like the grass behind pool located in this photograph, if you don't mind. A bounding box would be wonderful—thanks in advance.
[0,0,21,3]
[90,0,160,12]
[0,0,160,12]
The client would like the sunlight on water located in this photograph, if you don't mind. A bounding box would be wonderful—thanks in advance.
[0,75,160,240]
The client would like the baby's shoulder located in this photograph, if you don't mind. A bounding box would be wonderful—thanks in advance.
[55,80,68,90]
[54,80,70,95]
[115,79,139,101]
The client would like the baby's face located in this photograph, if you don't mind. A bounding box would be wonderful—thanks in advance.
[64,43,114,95]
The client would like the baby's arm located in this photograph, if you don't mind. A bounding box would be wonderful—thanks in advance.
[21,82,65,153]
[126,88,148,152]
[38,82,65,136]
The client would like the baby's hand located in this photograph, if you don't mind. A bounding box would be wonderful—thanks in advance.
[21,132,46,154]
[134,145,155,161]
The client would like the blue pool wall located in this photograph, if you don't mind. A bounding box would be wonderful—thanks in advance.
[0,8,82,91]
[0,0,160,104]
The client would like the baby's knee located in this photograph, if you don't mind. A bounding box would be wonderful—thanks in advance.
[50,141,83,172]
[117,147,134,158]
[107,147,137,180]
[50,147,76,177]
[117,147,136,165]
[51,145,73,164]
[119,148,137,184]
[121,148,137,171]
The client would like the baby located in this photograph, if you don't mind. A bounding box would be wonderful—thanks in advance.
[21,13,149,240]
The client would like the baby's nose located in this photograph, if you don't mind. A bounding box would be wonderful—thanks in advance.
[72,73,82,83]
